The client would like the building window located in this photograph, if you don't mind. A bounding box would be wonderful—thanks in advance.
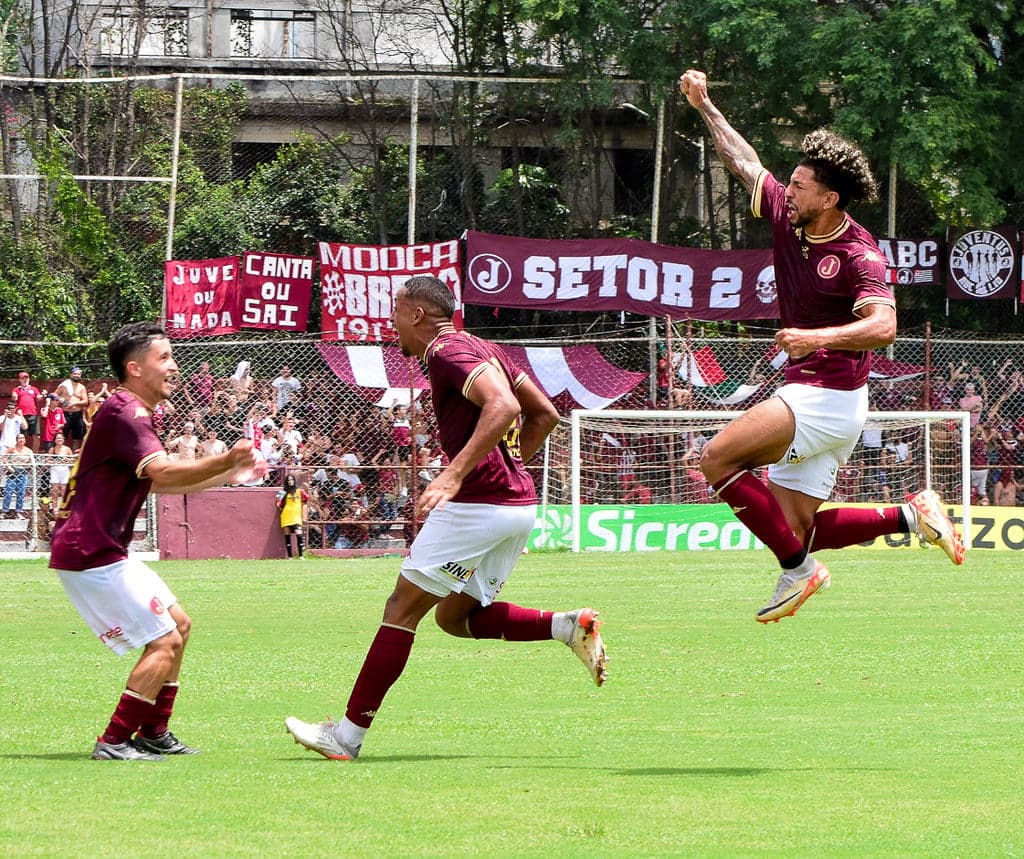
[230,10,316,59]
[98,8,189,57]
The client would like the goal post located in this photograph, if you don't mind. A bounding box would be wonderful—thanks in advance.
[565,409,971,554]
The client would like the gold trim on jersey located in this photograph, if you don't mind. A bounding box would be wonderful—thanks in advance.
[422,325,459,360]
[803,218,850,244]
[750,169,768,218]
[852,295,897,318]
[136,450,166,480]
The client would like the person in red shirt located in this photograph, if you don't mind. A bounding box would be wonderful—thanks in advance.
[50,321,262,761]
[285,276,608,762]
[11,371,41,451]
[39,393,66,452]
[621,472,652,505]
[680,69,964,624]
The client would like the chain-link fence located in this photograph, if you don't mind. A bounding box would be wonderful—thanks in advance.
[4,326,1022,556]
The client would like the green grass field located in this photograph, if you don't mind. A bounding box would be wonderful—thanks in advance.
[1,549,1022,858]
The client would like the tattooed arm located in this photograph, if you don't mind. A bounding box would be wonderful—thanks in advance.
[679,69,764,194]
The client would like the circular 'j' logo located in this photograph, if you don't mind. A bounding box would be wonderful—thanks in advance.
[817,255,841,279]
[467,253,512,294]
[949,230,1014,297]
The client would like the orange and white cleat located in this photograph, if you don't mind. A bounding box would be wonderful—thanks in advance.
[566,608,608,686]
[907,489,965,565]
[756,559,830,624]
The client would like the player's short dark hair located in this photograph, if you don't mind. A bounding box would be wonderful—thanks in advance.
[402,275,457,319]
[108,321,167,382]
[799,129,877,210]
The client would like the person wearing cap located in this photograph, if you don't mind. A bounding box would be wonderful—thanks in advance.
[0,400,28,452]
[39,392,67,452]
[11,372,42,451]
[56,366,88,451]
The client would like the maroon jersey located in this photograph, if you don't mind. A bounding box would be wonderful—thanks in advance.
[752,171,894,390]
[49,390,166,571]
[424,331,537,505]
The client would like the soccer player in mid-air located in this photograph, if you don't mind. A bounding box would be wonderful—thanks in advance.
[285,275,607,761]
[679,69,964,623]
[51,321,263,760]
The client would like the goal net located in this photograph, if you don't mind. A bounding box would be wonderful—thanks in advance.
[541,409,970,553]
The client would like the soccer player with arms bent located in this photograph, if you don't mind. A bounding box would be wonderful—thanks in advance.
[286,275,607,761]
[51,322,263,760]
[679,69,963,623]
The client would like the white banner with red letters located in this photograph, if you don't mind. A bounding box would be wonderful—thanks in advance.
[318,239,463,341]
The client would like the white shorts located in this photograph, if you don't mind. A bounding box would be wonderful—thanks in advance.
[768,383,869,500]
[56,557,178,656]
[401,502,536,606]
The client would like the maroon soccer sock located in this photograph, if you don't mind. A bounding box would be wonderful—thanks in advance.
[100,689,156,745]
[344,625,415,729]
[808,506,905,550]
[139,682,179,739]
[713,470,805,562]
[467,602,555,641]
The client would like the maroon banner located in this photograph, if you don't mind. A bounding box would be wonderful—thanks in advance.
[945,226,1020,300]
[318,240,462,341]
[463,231,776,320]
[877,237,942,286]
[164,257,240,338]
[239,251,315,332]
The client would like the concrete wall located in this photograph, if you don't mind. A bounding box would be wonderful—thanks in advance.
[158,487,285,560]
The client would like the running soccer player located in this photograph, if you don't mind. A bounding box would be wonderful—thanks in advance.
[285,275,608,761]
[51,321,263,760]
[679,69,964,623]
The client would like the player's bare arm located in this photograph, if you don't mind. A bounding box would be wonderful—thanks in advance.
[679,69,764,194]
[144,439,259,494]
[416,364,520,516]
[776,302,897,359]
[514,375,559,462]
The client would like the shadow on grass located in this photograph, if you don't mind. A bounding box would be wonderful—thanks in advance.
[280,753,483,763]
[0,753,94,761]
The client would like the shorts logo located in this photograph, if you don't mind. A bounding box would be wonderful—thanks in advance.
[817,255,841,279]
[150,597,165,616]
[98,626,126,645]
[787,447,806,464]
[439,561,476,582]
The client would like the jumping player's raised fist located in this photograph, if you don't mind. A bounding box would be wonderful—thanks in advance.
[679,69,709,109]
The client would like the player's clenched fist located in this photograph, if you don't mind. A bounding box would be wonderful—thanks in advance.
[679,69,708,109]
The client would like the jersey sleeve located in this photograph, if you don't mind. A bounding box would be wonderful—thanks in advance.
[750,170,784,221]
[109,402,166,478]
[848,248,895,316]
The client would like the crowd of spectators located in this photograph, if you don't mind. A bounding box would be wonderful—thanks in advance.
[3,350,1024,543]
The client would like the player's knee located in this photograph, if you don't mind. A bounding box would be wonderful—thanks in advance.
[175,612,192,645]
[433,609,468,638]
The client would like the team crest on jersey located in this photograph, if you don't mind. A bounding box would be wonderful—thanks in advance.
[150,597,165,616]
[817,255,841,279]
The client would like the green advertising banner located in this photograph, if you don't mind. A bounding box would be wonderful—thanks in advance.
[530,504,1024,552]
[530,504,766,552]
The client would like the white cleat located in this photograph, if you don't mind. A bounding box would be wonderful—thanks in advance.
[907,489,965,565]
[566,608,608,686]
[756,560,830,624]
[284,717,360,760]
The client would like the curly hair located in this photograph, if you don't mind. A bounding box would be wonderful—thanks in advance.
[799,128,877,210]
